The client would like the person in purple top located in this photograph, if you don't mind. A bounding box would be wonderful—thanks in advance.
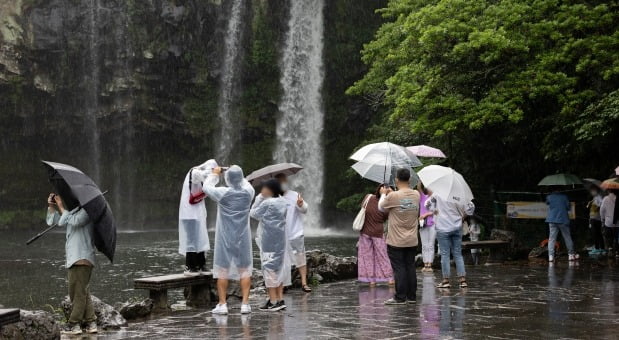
[418,182,436,272]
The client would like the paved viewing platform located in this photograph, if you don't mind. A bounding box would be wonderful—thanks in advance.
[102,263,619,339]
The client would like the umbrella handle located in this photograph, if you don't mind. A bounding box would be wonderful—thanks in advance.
[26,224,59,245]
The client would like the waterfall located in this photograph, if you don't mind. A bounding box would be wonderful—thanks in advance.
[85,0,101,183]
[216,0,245,164]
[274,0,325,229]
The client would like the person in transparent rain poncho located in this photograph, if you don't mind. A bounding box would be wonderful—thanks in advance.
[251,179,291,312]
[203,165,255,315]
[178,159,217,276]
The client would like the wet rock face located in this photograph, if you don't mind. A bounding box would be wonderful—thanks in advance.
[61,295,127,330]
[118,298,154,320]
[0,310,60,340]
[304,250,358,284]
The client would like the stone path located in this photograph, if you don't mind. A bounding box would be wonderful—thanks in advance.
[99,262,619,339]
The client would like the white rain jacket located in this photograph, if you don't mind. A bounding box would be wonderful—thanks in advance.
[282,190,308,240]
[203,165,255,280]
[251,194,291,288]
[178,160,217,255]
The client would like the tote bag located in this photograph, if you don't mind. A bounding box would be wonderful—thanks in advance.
[352,195,371,231]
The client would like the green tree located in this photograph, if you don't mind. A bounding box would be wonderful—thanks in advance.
[349,0,619,191]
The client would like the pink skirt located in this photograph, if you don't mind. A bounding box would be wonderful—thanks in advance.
[358,234,393,282]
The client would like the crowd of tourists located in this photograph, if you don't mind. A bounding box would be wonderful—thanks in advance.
[44,157,618,334]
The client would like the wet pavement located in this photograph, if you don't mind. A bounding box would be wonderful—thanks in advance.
[98,262,619,339]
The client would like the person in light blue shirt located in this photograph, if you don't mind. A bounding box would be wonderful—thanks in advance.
[46,193,97,335]
[545,188,577,262]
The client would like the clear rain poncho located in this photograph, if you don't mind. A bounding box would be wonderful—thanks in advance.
[178,160,218,255]
[251,194,291,288]
[203,165,255,280]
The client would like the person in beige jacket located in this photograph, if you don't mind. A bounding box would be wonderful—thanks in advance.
[378,168,420,305]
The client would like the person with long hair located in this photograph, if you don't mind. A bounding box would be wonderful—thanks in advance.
[357,185,393,286]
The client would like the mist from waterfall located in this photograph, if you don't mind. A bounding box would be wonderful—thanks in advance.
[216,0,245,164]
[85,0,102,183]
[274,0,326,230]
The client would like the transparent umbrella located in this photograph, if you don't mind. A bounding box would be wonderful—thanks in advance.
[350,142,421,185]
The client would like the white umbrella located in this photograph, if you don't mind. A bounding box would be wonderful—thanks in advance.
[417,165,473,203]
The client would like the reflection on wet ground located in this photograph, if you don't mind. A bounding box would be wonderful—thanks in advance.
[3,230,619,339]
[104,263,619,339]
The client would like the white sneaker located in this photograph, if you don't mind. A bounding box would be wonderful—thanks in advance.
[184,266,200,276]
[241,304,252,314]
[548,255,554,262]
[211,303,228,315]
[568,254,580,261]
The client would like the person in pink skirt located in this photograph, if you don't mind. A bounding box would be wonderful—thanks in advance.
[357,186,394,286]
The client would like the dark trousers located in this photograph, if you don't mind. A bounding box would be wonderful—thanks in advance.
[185,252,206,270]
[590,219,604,249]
[603,227,619,250]
[387,245,417,302]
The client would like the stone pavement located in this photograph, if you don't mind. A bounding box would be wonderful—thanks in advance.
[99,262,619,339]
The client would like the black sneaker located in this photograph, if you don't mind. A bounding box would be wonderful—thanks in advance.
[259,300,279,312]
[276,300,287,311]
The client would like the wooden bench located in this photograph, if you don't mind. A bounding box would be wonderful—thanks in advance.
[462,240,510,265]
[134,273,213,311]
[0,309,20,328]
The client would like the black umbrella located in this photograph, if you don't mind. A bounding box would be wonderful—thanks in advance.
[28,161,117,263]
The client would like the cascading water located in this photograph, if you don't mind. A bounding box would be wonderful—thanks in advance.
[274,0,325,229]
[216,0,245,164]
[85,0,101,183]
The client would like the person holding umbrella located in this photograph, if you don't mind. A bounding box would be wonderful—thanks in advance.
[378,168,420,304]
[418,165,474,289]
[35,161,116,335]
[545,186,578,262]
[250,179,291,311]
[46,192,98,335]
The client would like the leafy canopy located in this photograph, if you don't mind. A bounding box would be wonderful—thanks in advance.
[348,0,619,144]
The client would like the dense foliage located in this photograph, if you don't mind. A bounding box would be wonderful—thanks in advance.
[348,0,619,198]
